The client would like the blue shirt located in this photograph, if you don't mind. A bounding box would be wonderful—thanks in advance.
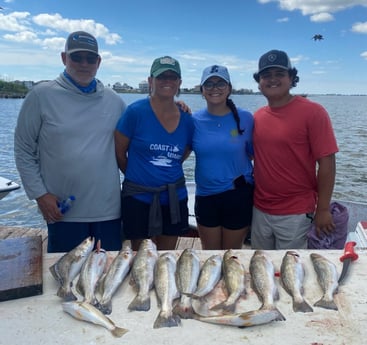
[192,108,254,196]
[115,98,194,204]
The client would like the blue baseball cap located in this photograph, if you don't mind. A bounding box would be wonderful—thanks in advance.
[200,65,231,85]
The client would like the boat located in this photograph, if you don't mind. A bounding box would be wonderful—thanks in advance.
[0,176,20,200]
[186,181,367,247]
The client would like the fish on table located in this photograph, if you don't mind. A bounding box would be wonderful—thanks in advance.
[128,239,158,311]
[280,250,313,313]
[193,308,285,328]
[49,236,95,301]
[249,250,285,321]
[62,301,128,338]
[174,248,201,319]
[76,240,108,307]
[310,252,339,311]
[211,249,246,313]
[153,252,181,328]
[190,254,222,299]
[98,243,134,315]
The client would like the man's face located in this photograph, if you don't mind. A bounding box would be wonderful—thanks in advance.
[62,51,101,86]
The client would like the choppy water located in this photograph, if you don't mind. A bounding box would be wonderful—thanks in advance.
[1,93,366,230]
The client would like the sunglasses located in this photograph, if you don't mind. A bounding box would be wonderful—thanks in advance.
[203,80,228,90]
[69,52,99,64]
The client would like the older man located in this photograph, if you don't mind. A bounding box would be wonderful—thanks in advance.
[14,31,126,252]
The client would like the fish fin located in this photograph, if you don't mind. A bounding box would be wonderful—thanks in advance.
[111,326,129,338]
[293,300,314,313]
[314,298,338,311]
[153,311,181,329]
[128,295,151,311]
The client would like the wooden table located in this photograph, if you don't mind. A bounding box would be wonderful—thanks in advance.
[1,249,366,345]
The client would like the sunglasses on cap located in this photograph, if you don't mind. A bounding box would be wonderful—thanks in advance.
[69,52,99,64]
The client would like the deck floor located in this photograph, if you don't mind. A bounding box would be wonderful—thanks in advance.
[0,226,251,252]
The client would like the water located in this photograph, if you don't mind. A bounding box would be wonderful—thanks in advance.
[1,94,366,230]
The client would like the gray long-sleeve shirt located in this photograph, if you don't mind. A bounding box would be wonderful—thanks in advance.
[14,73,126,222]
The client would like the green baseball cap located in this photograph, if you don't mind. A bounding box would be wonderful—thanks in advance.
[150,56,181,78]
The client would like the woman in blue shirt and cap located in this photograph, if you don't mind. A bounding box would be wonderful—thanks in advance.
[191,65,254,250]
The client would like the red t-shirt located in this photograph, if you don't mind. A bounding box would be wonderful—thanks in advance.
[253,96,338,214]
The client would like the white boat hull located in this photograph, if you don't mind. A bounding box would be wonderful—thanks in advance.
[0,176,20,200]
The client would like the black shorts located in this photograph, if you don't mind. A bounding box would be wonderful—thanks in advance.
[195,184,253,229]
[121,196,189,239]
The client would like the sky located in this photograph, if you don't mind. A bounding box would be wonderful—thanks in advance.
[1,0,367,95]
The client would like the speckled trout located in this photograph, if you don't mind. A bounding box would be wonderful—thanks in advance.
[153,252,181,328]
[128,239,158,311]
[76,240,108,307]
[173,248,200,319]
[249,250,285,321]
[310,252,339,310]
[49,236,94,301]
[98,244,134,314]
[280,250,313,313]
[211,249,246,313]
[62,301,128,337]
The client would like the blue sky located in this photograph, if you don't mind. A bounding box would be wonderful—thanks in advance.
[1,0,367,94]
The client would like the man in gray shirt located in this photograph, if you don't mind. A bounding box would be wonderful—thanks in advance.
[14,31,126,252]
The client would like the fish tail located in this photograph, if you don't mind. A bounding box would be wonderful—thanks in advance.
[260,306,286,321]
[128,295,151,311]
[57,287,77,301]
[210,301,236,314]
[111,326,129,338]
[153,311,181,329]
[314,298,338,311]
[293,300,314,313]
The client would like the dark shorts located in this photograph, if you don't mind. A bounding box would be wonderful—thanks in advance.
[121,196,189,239]
[47,219,123,253]
[195,183,253,229]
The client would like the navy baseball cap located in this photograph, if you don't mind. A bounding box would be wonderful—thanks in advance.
[257,50,292,74]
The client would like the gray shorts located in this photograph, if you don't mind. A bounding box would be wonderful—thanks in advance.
[250,207,313,250]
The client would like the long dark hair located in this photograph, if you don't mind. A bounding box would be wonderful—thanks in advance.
[227,97,244,135]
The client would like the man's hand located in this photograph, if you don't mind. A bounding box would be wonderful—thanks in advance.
[313,208,335,237]
[36,193,62,224]
[175,100,191,114]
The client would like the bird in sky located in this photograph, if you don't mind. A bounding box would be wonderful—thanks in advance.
[312,34,324,41]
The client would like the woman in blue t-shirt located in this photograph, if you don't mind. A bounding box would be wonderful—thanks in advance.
[114,56,194,251]
[191,65,254,249]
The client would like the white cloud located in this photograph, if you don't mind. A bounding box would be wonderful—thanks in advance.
[352,21,367,34]
[310,12,334,23]
[277,17,289,23]
[258,0,367,15]
[0,11,31,31]
[32,13,122,45]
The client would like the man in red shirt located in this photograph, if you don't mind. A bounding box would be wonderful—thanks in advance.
[251,49,338,249]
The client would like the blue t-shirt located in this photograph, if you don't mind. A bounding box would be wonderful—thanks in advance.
[192,108,254,196]
[115,98,194,204]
